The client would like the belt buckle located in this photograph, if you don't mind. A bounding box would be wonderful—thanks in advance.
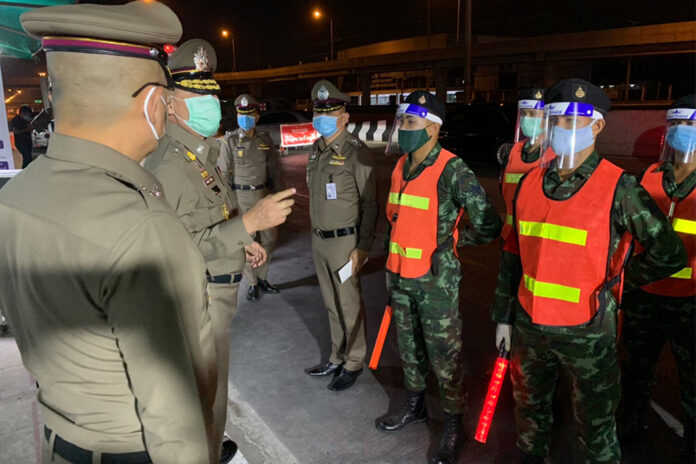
[249,185,256,190]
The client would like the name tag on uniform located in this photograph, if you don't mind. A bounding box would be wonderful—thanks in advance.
[326,183,337,200]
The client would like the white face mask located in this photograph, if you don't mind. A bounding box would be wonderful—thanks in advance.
[143,86,166,141]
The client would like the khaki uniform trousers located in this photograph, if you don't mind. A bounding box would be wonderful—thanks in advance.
[236,189,277,285]
[311,233,366,371]
[207,281,241,456]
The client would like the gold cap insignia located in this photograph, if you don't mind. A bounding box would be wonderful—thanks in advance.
[318,85,329,100]
[241,96,249,107]
[193,46,210,72]
[418,95,426,104]
[534,90,542,100]
[575,86,586,99]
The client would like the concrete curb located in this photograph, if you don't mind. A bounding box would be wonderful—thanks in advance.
[225,382,300,464]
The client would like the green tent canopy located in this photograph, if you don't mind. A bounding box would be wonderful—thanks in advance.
[0,0,75,59]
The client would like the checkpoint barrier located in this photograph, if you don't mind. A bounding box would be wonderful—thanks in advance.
[280,120,390,148]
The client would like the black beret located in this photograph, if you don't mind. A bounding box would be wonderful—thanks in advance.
[518,88,545,102]
[404,90,446,123]
[545,78,611,115]
[670,94,696,110]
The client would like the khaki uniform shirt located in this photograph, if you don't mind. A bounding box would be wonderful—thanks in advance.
[145,123,252,276]
[220,128,280,189]
[0,134,217,463]
[307,129,377,252]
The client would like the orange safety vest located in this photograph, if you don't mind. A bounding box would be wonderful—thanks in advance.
[639,162,696,297]
[501,141,543,240]
[386,149,462,279]
[515,159,630,326]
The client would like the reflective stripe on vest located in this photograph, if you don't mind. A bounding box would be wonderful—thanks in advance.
[518,220,588,247]
[673,218,696,235]
[639,162,696,297]
[523,274,581,304]
[390,241,423,259]
[671,267,693,279]
[388,192,430,210]
[505,173,523,184]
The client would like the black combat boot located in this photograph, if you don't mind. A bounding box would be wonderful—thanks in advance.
[375,390,428,432]
[428,413,468,464]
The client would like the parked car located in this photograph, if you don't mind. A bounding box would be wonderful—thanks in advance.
[438,103,515,163]
[256,110,311,152]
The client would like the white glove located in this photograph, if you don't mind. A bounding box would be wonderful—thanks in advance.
[495,323,512,351]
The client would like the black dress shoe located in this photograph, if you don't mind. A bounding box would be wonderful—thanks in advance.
[246,285,259,301]
[219,437,238,464]
[305,361,342,377]
[327,368,362,391]
[428,413,468,464]
[376,389,428,432]
[258,279,280,294]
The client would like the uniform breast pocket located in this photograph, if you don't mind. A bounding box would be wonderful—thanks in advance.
[322,165,356,199]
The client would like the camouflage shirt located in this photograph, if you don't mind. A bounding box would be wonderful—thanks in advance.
[652,161,696,200]
[492,151,687,324]
[386,144,502,288]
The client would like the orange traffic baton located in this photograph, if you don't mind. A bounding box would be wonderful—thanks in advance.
[368,300,393,370]
[474,344,510,443]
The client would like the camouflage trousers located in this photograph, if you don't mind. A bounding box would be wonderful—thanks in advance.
[621,289,695,430]
[511,308,621,463]
[390,270,464,414]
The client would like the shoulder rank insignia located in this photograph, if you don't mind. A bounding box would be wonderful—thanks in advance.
[185,151,197,162]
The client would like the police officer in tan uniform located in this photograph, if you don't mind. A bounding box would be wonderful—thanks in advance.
[0,2,219,463]
[219,94,281,301]
[144,39,295,463]
[304,80,378,391]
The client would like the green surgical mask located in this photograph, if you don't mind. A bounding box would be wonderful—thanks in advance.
[520,116,543,140]
[174,95,221,137]
[398,128,431,154]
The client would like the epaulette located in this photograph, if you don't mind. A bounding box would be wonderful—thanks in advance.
[345,133,362,147]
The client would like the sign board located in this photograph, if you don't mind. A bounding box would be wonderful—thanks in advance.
[280,122,319,148]
[0,67,14,170]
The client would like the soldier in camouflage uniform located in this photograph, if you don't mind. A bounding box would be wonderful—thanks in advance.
[619,94,696,464]
[376,91,502,464]
[492,78,687,464]
[219,94,282,301]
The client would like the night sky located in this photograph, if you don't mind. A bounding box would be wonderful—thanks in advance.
[85,0,694,72]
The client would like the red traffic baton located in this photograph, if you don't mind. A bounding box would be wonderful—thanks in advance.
[474,344,511,444]
[368,301,393,370]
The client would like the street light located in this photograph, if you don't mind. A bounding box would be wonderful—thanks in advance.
[220,28,236,72]
[311,8,333,61]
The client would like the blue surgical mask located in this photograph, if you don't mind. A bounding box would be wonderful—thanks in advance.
[313,115,338,137]
[666,124,696,154]
[237,114,256,131]
[551,123,595,156]
[174,95,221,137]
[520,116,543,140]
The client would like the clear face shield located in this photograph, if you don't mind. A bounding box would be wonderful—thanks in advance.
[514,100,545,147]
[541,102,602,170]
[660,108,696,165]
[385,103,442,156]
